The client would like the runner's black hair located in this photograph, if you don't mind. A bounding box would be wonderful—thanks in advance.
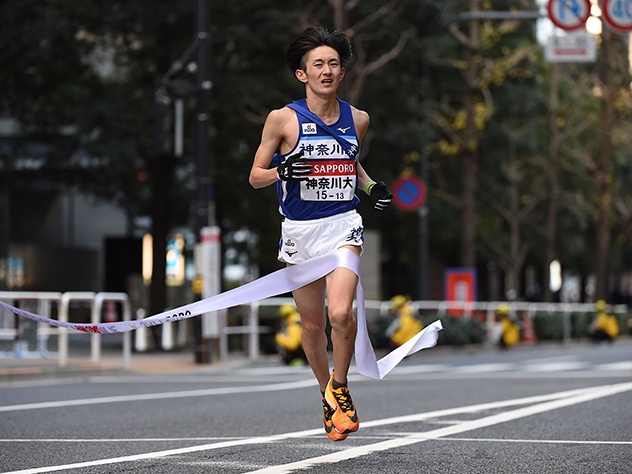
[285,25,352,73]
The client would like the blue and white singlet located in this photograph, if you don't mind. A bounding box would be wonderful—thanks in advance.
[272,98,360,221]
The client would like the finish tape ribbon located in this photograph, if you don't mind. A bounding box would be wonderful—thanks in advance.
[0,248,442,380]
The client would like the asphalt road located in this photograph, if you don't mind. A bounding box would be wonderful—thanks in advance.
[1,341,631,473]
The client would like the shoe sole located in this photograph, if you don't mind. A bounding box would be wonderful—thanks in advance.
[324,422,349,441]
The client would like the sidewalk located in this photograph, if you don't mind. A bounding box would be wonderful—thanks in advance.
[2,336,630,383]
[0,347,265,382]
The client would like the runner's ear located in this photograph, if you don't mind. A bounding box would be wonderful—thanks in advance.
[295,69,307,83]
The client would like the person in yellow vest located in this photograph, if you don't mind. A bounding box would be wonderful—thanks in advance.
[275,303,307,366]
[590,299,619,343]
[495,303,520,349]
[386,295,424,348]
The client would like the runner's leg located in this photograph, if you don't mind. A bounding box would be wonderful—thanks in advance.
[292,277,330,391]
[326,245,361,384]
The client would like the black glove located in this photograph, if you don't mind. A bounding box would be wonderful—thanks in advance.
[277,151,312,181]
[369,181,392,211]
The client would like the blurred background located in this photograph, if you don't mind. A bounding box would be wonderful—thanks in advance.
[1,0,631,354]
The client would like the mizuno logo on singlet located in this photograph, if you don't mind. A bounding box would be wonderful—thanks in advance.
[337,126,351,133]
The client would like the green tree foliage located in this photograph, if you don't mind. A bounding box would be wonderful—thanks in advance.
[0,0,196,313]
[2,0,632,303]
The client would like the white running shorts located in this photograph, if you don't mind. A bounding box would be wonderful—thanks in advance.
[278,210,364,264]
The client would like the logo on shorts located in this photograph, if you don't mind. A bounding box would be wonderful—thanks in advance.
[284,238,298,257]
[346,226,364,243]
[302,123,317,135]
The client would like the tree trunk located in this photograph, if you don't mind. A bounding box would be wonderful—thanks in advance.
[461,0,480,268]
[544,63,560,302]
[595,28,614,300]
[333,0,350,101]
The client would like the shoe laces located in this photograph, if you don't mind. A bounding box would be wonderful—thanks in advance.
[333,387,355,413]
[322,398,335,419]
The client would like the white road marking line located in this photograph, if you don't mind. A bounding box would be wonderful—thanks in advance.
[0,378,318,413]
[381,364,450,374]
[595,361,632,371]
[0,438,246,443]
[243,382,632,474]
[451,363,517,373]
[522,362,588,372]
[0,435,291,474]
[3,383,631,474]
[441,437,632,445]
[522,355,578,364]
[4,359,626,390]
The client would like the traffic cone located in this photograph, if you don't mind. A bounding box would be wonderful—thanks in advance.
[104,301,117,323]
[522,311,536,345]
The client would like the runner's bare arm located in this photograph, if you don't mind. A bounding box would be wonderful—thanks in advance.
[249,108,296,189]
[351,107,374,192]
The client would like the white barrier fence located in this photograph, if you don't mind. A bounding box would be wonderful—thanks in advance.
[0,291,132,369]
[2,291,629,367]
[237,298,630,358]
[0,291,62,358]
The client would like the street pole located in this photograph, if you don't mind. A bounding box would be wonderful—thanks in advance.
[417,151,429,300]
[195,0,213,233]
[193,0,217,363]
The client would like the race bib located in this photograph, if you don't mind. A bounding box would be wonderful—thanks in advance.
[300,160,357,201]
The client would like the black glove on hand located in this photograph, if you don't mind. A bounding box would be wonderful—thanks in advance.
[277,151,311,181]
[369,181,393,211]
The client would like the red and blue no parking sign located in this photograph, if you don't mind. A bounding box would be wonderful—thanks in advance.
[391,174,427,212]
[547,0,591,31]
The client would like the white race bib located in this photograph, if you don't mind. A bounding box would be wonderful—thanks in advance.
[300,160,357,201]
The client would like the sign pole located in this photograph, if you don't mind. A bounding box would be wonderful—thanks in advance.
[417,151,429,300]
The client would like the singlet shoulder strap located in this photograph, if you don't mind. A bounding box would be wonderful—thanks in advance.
[287,100,359,159]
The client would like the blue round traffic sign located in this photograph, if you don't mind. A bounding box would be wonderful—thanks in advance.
[392,175,427,212]
[603,0,632,33]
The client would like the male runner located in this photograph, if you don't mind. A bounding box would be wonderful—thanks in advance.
[249,25,392,441]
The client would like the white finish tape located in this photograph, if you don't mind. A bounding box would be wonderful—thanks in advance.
[0,248,441,379]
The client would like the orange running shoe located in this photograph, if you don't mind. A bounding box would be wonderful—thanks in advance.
[324,371,360,434]
[322,396,348,441]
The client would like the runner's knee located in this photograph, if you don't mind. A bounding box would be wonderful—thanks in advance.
[328,307,355,330]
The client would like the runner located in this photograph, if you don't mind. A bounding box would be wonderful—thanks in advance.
[249,25,392,441]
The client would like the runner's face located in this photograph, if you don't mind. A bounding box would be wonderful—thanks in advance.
[296,46,344,94]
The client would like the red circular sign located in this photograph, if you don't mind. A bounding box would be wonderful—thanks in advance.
[602,0,632,33]
[392,175,427,212]
[547,0,591,31]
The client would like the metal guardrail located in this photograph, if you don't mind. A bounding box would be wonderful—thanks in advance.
[0,291,63,358]
[404,300,629,344]
[3,291,629,366]
[229,298,630,360]
[0,291,132,369]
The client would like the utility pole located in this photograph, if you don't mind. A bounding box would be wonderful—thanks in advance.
[195,0,213,233]
[192,0,215,363]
